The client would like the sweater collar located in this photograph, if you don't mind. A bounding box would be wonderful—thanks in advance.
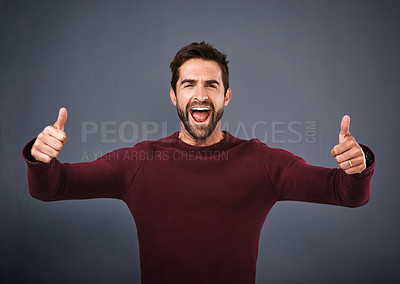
[168,130,241,152]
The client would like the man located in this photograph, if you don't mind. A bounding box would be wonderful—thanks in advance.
[23,42,375,283]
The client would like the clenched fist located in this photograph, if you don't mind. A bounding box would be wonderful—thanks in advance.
[331,115,366,175]
[31,107,68,163]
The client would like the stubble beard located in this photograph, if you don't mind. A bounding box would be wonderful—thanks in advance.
[177,101,224,140]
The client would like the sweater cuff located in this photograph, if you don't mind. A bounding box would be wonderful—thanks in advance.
[360,144,375,169]
[351,143,375,178]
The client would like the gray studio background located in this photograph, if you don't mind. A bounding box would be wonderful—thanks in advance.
[1,0,399,283]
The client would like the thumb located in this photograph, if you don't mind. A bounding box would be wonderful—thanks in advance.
[339,114,350,143]
[54,107,68,131]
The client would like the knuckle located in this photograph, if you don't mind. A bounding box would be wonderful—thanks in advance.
[34,139,43,148]
[55,143,63,151]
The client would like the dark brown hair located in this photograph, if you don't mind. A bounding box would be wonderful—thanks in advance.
[170,41,229,94]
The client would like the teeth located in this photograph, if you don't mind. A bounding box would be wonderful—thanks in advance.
[192,107,210,111]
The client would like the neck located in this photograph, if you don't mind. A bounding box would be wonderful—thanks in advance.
[178,122,225,147]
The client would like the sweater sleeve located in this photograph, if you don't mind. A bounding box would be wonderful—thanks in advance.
[255,140,375,208]
[22,139,148,202]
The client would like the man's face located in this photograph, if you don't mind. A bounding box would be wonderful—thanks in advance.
[170,59,231,140]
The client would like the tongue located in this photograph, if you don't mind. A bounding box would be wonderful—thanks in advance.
[192,111,209,122]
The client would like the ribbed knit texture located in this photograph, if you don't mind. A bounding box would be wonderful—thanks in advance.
[22,131,375,284]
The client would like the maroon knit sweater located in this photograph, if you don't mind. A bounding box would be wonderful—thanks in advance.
[22,131,375,284]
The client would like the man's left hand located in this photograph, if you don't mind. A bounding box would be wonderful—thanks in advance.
[331,115,366,175]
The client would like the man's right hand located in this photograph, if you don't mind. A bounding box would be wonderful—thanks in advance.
[31,107,68,163]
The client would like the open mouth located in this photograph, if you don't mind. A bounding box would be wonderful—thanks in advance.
[189,107,211,123]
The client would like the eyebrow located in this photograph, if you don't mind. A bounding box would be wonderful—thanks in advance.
[205,80,219,86]
[180,79,220,86]
[181,79,196,85]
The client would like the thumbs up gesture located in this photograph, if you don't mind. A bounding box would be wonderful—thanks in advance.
[331,115,366,175]
[31,108,68,163]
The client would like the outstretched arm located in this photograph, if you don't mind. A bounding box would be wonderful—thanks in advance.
[23,108,146,202]
[257,115,375,207]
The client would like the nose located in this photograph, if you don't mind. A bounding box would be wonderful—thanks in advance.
[194,86,209,101]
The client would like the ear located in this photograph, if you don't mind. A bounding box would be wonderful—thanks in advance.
[224,88,232,107]
[170,88,177,106]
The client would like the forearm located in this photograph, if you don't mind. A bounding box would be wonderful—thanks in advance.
[284,151,374,207]
[22,139,142,201]
[258,141,376,208]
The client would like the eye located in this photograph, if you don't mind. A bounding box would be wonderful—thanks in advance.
[184,84,193,88]
[207,84,217,89]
